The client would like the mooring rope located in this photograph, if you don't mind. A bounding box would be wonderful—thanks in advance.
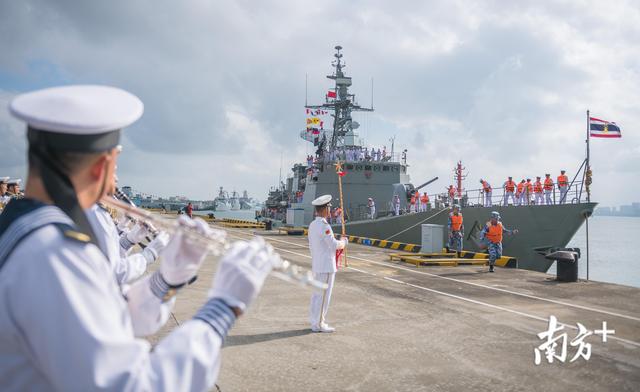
[384,207,450,241]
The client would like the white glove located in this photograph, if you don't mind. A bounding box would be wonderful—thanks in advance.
[208,237,275,312]
[142,231,170,264]
[126,222,151,244]
[116,214,131,232]
[159,216,212,285]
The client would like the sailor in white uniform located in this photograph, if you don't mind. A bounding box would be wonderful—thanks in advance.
[308,195,347,332]
[0,85,276,390]
[0,177,10,208]
[86,170,170,286]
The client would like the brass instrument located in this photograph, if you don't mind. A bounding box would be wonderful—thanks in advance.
[100,196,327,291]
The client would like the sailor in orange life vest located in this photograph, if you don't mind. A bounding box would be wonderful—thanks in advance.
[543,173,554,205]
[503,176,517,206]
[448,204,464,252]
[447,185,456,205]
[479,179,492,207]
[480,211,518,272]
[308,195,348,333]
[525,178,533,206]
[420,192,429,212]
[516,179,526,206]
[533,176,544,205]
[558,170,569,204]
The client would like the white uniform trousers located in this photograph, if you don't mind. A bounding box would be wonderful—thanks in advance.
[559,186,568,203]
[309,272,335,328]
[534,192,544,205]
[544,190,553,205]
[394,204,400,215]
[369,206,376,219]
[504,192,515,206]
[483,191,492,207]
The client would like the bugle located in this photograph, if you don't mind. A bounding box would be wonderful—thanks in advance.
[100,196,327,291]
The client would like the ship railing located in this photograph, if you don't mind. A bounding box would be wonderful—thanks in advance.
[430,183,588,208]
[315,149,400,165]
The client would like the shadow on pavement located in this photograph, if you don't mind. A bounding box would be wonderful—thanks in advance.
[224,328,312,347]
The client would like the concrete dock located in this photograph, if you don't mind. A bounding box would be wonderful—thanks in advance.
[150,225,640,391]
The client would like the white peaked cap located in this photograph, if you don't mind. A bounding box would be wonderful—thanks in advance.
[0,177,9,183]
[312,194,332,206]
[7,178,22,185]
[9,85,143,134]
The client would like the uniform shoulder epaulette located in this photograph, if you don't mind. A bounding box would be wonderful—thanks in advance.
[54,223,91,243]
[96,202,109,212]
[321,218,328,224]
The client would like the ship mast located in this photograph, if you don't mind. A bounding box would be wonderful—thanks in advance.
[454,161,467,199]
[305,45,373,153]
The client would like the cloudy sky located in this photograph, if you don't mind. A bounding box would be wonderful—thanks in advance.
[0,0,638,206]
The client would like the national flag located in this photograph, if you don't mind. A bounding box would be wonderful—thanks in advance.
[327,90,337,98]
[306,117,321,125]
[335,249,343,269]
[590,117,622,138]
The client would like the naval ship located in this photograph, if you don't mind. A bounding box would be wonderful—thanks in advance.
[264,46,596,272]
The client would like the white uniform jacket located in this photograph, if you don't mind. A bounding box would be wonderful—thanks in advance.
[0,202,222,391]
[308,217,345,274]
[86,204,175,337]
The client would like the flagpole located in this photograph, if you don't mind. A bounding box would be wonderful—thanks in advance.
[585,109,590,281]
[335,161,348,268]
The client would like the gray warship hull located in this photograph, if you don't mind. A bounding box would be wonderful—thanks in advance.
[265,46,595,274]
[333,202,596,272]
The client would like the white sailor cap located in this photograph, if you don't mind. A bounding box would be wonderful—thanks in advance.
[7,178,21,186]
[0,177,9,184]
[312,194,332,206]
[10,85,143,152]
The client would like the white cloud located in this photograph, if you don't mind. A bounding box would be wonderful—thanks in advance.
[0,0,638,205]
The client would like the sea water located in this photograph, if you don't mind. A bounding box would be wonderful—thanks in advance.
[550,215,640,288]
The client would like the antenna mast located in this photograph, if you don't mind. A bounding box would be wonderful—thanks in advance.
[305,45,374,153]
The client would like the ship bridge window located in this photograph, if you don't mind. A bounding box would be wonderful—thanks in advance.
[364,165,372,171]
[346,164,354,170]
[401,166,406,173]
[373,165,380,172]
[355,165,362,171]
[383,166,390,171]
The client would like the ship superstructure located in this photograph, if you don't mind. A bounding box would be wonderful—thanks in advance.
[263,46,596,272]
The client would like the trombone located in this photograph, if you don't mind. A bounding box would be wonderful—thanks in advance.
[100,196,327,291]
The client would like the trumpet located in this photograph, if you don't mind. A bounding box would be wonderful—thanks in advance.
[100,196,327,291]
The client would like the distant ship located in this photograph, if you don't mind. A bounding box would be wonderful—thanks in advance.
[263,46,596,273]
[214,187,230,211]
[239,190,255,210]
[229,191,241,211]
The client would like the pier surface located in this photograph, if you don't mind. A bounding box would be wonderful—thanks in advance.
[150,225,640,392]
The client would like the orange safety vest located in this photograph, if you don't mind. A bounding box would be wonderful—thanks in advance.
[420,194,428,203]
[481,181,492,192]
[505,180,516,192]
[516,182,524,195]
[558,175,568,187]
[525,182,533,194]
[534,181,543,193]
[485,222,503,244]
[450,214,463,231]
[448,187,455,197]
[544,178,554,190]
